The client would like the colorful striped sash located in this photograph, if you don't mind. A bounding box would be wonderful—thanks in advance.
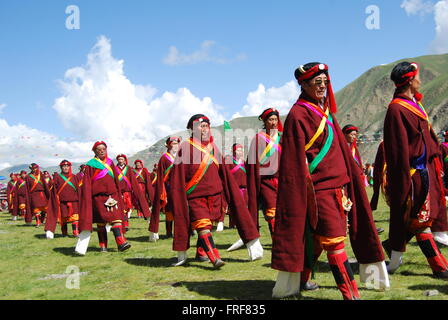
[258,131,282,165]
[133,168,146,183]
[18,180,26,189]
[351,142,361,168]
[185,139,219,195]
[163,153,175,182]
[56,173,77,195]
[230,157,246,174]
[116,166,131,189]
[87,157,115,181]
[298,100,335,174]
[29,173,43,192]
[390,98,430,130]
[152,173,157,185]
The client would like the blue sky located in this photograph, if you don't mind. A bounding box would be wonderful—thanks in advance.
[0,0,445,167]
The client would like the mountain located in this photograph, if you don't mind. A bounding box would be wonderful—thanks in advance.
[335,53,448,163]
[2,54,447,173]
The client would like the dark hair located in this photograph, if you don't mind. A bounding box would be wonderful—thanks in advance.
[294,62,328,84]
[390,61,415,92]
[187,114,210,130]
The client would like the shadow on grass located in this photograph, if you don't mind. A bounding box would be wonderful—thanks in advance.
[34,234,71,240]
[53,246,109,256]
[408,284,448,295]
[127,235,173,242]
[125,257,178,268]
[180,279,275,299]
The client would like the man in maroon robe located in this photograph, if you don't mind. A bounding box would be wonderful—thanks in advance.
[227,143,248,226]
[6,173,19,220]
[149,136,181,240]
[45,160,81,238]
[78,141,131,253]
[115,154,151,231]
[17,170,31,224]
[271,62,388,300]
[169,114,263,268]
[25,163,50,227]
[246,108,282,238]
[382,61,448,278]
[132,159,153,218]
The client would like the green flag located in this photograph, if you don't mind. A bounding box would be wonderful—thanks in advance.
[224,120,232,131]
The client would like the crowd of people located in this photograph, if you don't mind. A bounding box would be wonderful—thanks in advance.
[3,60,448,300]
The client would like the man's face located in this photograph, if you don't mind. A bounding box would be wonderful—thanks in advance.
[234,147,244,160]
[301,74,329,102]
[117,157,126,166]
[61,165,70,174]
[264,115,278,131]
[12,175,17,182]
[169,141,179,154]
[193,122,210,141]
[94,145,107,160]
[32,168,39,175]
[20,173,26,179]
[135,162,143,169]
[345,130,358,144]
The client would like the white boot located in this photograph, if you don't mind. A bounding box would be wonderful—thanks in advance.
[45,230,54,239]
[172,251,188,266]
[272,271,301,298]
[387,250,403,274]
[246,238,263,261]
[75,230,92,256]
[148,232,159,242]
[433,232,448,246]
[216,221,224,232]
[359,261,391,290]
[227,238,244,252]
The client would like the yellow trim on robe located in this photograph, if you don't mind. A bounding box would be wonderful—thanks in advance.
[316,235,347,250]
[191,218,212,230]
[264,207,276,219]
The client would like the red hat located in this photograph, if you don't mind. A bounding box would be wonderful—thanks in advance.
[232,143,243,153]
[187,114,210,130]
[116,154,128,164]
[20,170,27,175]
[134,159,144,166]
[295,63,337,114]
[258,108,283,132]
[342,125,359,134]
[165,136,182,147]
[59,160,72,167]
[92,141,107,151]
[29,163,39,170]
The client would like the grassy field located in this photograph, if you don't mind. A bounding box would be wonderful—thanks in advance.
[1,188,448,300]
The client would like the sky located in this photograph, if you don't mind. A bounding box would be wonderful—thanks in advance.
[0,0,447,170]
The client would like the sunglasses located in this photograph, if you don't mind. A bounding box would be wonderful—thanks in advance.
[312,79,330,86]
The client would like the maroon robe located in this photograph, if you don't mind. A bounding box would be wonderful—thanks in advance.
[6,180,19,217]
[271,95,384,273]
[440,143,448,195]
[45,172,81,233]
[149,152,175,233]
[24,171,50,213]
[170,138,260,251]
[116,164,150,218]
[384,95,447,251]
[16,178,31,222]
[78,159,126,232]
[246,130,281,228]
[370,141,387,211]
[132,167,154,210]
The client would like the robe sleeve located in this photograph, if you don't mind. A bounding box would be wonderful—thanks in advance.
[45,177,60,233]
[271,111,309,273]
[246,134,261,229]
[79,167,94,232]
[370,142,384,211]
[170,143,191,252]
[149,157,166,233]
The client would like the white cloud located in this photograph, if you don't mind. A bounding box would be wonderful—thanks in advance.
[400,0,448,54]
[0,104,6,114]
[401,0,434,15]
[163,40,246,66]
[232,81,300,119]
[0,118,92,168]
[431,0,448,53]
[52,35,226,157]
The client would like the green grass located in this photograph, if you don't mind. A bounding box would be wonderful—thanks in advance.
[1,188,448,300]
